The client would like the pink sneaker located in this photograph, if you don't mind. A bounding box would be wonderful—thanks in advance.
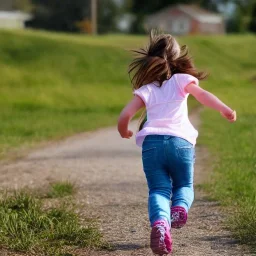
[150,219,172,255]
[171,206,187,229]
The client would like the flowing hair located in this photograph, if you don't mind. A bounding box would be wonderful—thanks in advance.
[128,30,208,130]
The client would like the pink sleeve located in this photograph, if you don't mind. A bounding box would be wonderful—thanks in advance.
[133,85,150,106]
[176,74,199,97]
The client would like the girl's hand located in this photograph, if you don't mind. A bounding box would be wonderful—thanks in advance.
[118,95,144,140]
[220,110,237,122]
[120,130,133,139]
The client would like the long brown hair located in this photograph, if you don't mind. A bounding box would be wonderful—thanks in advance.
[129,30,207,130]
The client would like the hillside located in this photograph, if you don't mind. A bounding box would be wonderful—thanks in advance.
[0,30,146,157]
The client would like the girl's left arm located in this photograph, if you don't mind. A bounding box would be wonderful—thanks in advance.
[118,95,145,139]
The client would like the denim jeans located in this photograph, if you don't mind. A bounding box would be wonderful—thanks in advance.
[142,135,195,226]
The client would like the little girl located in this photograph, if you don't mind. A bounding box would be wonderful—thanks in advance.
[117,31,236,255]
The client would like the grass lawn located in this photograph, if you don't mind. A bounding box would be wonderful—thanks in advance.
[0,29,255,252]
[0,184,105,256]
[0,29,147,158]
[187,36,256,248]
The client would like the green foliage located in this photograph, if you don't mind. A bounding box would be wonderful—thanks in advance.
[28,0,90,32]
[98,0,120,34]
[130,0,202,15]
[200,0,219,12]
[28,0,120,34]
[13,0,34,12]
[249,4,256,32]
[47,181,75,198]
[226,13,243,33]
[0,191,103,255]
[223,0,256,32]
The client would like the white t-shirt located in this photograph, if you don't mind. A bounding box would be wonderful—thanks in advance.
[133,73,199,147]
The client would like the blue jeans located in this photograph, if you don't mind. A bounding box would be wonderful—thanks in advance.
[142,135,195,226]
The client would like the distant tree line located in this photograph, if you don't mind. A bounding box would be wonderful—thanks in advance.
[25,0,120,34]
[12,0,256,33]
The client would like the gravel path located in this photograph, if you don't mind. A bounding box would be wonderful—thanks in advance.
[0,111,252,256]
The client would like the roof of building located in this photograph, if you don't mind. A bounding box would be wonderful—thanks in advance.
[147,4,223,24]
[178,4,222,23]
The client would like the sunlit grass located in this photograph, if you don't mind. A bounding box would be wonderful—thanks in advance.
[12,29,147,49]
[47,181,75,198]
[188,36,256,249]
[0,190,104,255]
[0,29,140,158]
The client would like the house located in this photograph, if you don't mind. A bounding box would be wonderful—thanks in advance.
[0,11,32,29]
[0,0,32,29]
[145,4,225,35]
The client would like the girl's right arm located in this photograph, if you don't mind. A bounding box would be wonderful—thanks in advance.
[186,83,236,122]
[118,95,145,138]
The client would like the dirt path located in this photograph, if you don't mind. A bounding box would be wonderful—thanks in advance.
[0,111,252,256]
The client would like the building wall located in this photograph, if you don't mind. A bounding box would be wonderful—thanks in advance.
[190,19,200,34]
[0,17,26,29]
[199,22,224,34]
[145,8,189,35]
[168,8,190,35]
[218,22,226,34]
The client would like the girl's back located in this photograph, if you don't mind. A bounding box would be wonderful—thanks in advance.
[134,73,198,147]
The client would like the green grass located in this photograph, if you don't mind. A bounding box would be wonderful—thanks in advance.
[0,29,146,158]
[47,181,75,198]
[0,191,104,255]
[14,29,146,49]
[181,35,256,249]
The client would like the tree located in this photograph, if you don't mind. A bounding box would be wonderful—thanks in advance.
[249,3,256,32]
[235,0,256,31]
[27,0,120,33]
[0,0,14,11]
[226,6,243,32]
[221,0,256,32]
[200,0,219,12]
[13,0,34,12]
[28,0,90,32]
[98,0,120,33]
[130,0,203,16]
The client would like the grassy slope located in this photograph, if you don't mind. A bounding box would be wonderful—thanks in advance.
[0,30,146,157]
[0,30,256,248]
[181,35,256,248]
